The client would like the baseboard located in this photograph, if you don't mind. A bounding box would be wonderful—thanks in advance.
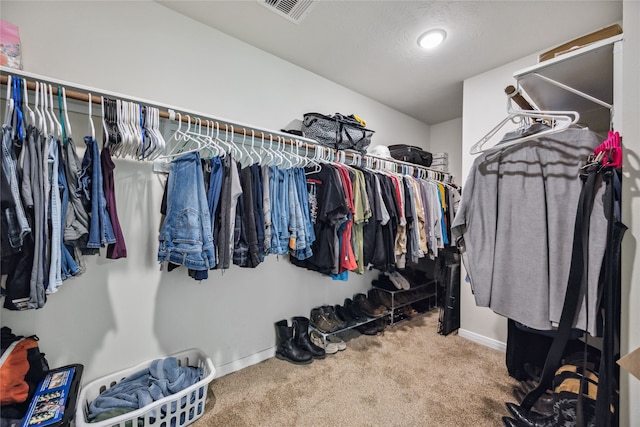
[215,346,276,378]
[458,328,506,352]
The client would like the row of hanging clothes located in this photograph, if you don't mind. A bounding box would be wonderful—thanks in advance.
[290,157,460,279]
[157,115,460,281]
[0,76,163,310]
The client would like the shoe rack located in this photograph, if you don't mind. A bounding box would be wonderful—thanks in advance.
[374,280,438,326]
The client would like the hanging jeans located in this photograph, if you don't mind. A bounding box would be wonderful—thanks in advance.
[158,152,214,271]
[78,136,116,250]
[1,125,30,249]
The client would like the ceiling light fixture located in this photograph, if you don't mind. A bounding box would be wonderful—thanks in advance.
[417,29,447,49]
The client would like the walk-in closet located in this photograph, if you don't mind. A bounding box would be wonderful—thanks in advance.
[1,2,638,426]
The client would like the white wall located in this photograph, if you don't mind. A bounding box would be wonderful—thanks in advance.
[0,1,432,382]
[459,55,536,345]
[429,117,462,183]
[620,1,640,425]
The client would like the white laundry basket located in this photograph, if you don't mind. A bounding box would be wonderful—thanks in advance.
[75,348,215,427]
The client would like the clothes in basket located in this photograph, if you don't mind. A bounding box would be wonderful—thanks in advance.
[87,357,203,423]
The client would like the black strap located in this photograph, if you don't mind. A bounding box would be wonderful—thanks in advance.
[521,164,600,411]
[595,168,627,427]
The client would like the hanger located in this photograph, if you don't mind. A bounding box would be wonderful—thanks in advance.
[162,114,203,158]
[61,87,73,143]
[4,75,14,126]
[86,93,95,140]
[22,78,35,127]
[42,83,54,136]
[48,84,62,138]
[471,97,579,155]
[594,130,622,168]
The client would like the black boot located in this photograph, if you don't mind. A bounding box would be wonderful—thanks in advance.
[274,319,313,365]
[292,317,326,359]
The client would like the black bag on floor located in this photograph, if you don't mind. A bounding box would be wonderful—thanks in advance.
[388,144,433,167]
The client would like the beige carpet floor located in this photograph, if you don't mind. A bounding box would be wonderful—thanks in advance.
[194,311,519,426]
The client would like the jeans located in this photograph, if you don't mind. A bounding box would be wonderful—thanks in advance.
[79,136,116,249]
[1,125,30,248]
[269,166,289,256]
[158,152,214,270]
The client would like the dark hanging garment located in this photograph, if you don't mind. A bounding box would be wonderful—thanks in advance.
[361,169,378,268]
[101,147,127,259]
[404,178,415,266]
[290,164,348,274]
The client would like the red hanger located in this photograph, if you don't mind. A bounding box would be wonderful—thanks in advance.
[594,130,622,168]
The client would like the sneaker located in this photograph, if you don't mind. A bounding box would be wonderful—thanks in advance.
[326,334,347,351]
[310,331,340,354]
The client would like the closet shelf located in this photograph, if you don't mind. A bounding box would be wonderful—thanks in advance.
[513,34,622,134]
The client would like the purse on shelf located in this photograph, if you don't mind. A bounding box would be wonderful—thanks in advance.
[301,112,374,153]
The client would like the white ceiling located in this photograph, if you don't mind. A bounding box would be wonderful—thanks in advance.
[157,0,622,126]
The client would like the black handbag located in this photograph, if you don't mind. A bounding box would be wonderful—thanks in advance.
[301,112,374,153]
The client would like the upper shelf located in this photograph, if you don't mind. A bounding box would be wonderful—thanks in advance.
[513,34,623,134]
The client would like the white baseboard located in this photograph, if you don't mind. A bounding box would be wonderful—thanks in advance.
[215,346,276,378]
[458,328,506,352]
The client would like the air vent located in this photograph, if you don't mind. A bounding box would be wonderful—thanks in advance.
[259,0,316,24]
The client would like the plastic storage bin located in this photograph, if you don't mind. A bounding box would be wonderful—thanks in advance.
[75,349,215,427]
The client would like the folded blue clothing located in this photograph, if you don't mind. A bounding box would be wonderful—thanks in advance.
[88,357,203,422]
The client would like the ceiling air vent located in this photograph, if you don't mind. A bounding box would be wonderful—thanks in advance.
[259,0,316,24]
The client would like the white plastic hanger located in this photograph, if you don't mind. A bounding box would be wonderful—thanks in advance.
[42,83,53,136]
[48,84,62,138]
[61,87,72,140]
[22,79,35,126]
[470,97,579,155]
[3,75,14,126]
[88,93,96,141]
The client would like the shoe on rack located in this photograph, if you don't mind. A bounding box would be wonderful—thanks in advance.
[326,334,347,351]
[292,316,326,359]
[310,331,340,355]
[368,288,392,310]
[274,319,313,365]
[354,293,385,317]
[356,321,379,335]
[403,304,418,317]
[372,277,398,292]
[373,317,388,333]
[310,308,337,333]
[322,306,347,331]
[344,298,367,322]
[334,304,357,327]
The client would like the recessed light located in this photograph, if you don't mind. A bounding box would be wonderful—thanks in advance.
[417,29,447,49]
